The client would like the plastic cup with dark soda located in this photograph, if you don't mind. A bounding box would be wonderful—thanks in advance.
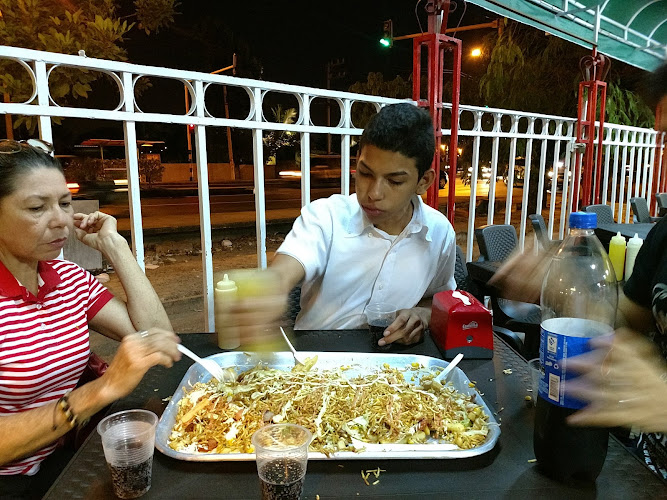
[364,302,397,352]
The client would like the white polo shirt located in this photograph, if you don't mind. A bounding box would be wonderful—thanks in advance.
[277,194,457,330]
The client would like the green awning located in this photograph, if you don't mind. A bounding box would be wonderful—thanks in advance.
[469,1,667,71]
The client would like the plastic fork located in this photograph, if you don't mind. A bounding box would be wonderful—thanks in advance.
[177,344,235,382]
[280,327,307,366]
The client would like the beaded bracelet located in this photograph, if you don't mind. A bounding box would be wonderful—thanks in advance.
[52,391,89,431]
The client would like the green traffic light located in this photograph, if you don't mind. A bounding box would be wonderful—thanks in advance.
[379,38,391,47]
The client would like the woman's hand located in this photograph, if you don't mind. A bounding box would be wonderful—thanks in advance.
[73,211,119,252]
[380,307,429,346]
[566,329,667,433]
[100,328,181,401]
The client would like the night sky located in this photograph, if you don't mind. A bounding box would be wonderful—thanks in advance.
[55,1,499,160]
[122,0,496,88]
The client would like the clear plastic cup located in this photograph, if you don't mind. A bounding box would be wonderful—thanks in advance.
[365,302,397,351]
[97,409,158,499]
[252,423,312,500]
[527,358,542,406]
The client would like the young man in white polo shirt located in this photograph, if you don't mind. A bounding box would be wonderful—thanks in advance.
[265,103,456,347]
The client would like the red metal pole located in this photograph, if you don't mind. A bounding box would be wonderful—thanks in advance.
[573,81,586,212]
[447,40,461,222]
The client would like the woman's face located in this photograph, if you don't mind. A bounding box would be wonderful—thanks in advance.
[0,167,74,266]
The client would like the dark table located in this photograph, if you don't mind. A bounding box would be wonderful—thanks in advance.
[45,332,665,499]
[466,260,502,291]
[595,223,654,250]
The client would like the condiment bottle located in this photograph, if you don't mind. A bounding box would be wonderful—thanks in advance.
[215,274,240,349]
[624,233,643,282]
[607,231,626,281]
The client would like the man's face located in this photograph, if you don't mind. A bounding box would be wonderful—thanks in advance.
[355,144,433,235]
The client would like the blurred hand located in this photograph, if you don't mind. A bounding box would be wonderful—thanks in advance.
[224,293,287,347]
[73,211,119,252]
[488,241,553,304]
[566,328,667,433]
[101,328,181,401]
[379,308,429,346]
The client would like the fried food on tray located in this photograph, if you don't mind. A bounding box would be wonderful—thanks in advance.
[168,359,490,456]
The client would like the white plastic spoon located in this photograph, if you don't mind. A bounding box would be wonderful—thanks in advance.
[177,344,235,382]
[434,353,464,384]
[280,327,307,365]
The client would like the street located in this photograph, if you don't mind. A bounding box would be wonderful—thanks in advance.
[98,179,526,225]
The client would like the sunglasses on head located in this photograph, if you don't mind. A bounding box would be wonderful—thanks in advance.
[0,139,55,156]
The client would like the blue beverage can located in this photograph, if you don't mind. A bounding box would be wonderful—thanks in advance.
[539,317,613,409]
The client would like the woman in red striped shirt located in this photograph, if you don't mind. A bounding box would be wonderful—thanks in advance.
[0,140,181,498]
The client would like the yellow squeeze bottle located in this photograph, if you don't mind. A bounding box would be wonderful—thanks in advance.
[215,274,240,349]
[607,231,626,282]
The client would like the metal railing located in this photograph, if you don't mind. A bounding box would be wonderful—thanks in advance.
[1,46,664,330]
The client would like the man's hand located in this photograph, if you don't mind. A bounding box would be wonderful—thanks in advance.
[379,307,430,346]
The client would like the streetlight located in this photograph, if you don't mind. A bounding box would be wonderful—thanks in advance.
[471,48,482,57]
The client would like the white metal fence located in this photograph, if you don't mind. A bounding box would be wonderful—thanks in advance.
[1,46,664,330]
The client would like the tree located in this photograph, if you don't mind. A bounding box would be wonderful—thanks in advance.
[605,81,654,129]
[0,0,179,134]
[348,72,412,128]
[262,105,299,162]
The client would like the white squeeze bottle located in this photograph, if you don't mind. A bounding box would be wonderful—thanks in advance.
[624,233,643,282]
[607,231,626,282]
[215,274,240,349]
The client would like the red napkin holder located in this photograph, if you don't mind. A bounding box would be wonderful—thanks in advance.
[430,290,493,359]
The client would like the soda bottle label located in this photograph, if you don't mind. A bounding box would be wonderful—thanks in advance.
[539,318,613,409]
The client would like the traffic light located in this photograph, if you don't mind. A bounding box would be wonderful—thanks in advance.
[380,19,393,48]
[188,124,195,131]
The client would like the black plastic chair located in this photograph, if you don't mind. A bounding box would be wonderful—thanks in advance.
[474,224,518,262]
[453,245,524,353]
[630,197,661,223]
[281,284,302,327]
[584,204,614,224]
[657,193,667,218]
[474,225,541,359]
[529,214,562,251]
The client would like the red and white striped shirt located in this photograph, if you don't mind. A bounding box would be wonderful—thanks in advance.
[0,259,113,475]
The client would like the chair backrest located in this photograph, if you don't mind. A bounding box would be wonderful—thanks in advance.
[454,245,468,288]
[630,197,651,223]
[474,224,518,262]
[453,245,481,298]
[584,204,614,224]
[657,193,667,217]
[528,214,548,249]
[282,284,302,327]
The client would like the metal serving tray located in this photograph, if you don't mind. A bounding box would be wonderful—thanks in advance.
[155,351,500,461]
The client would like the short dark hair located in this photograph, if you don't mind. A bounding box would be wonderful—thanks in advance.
[358,103,435,177]
[0,144,63,201]
[642,63,667,110]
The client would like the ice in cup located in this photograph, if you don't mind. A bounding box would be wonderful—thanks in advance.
[252,423,312,500]
[97,409,158,499]
[365,302,397,352]
[527,358,542,406]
